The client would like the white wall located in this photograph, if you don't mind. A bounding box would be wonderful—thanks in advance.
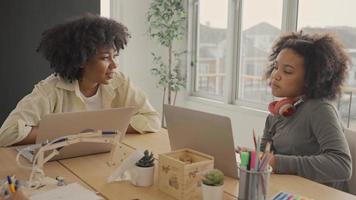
[111,0,269,149]
[100,0,110,17]
[111,0,165,112]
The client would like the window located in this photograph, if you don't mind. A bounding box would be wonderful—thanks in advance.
[239,0,283,104]
[190,0,283,105]
[189,0,356,127]
[192,0,228,99]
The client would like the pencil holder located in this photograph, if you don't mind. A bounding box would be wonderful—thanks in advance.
[238,166,272,200]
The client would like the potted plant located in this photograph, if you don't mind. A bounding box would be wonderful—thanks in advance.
[201,169,224,200]
[147,0,187,126]
[130,150,155,187]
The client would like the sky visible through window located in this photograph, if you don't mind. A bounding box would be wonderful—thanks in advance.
[200,0,356,29]
[200,1,282,29]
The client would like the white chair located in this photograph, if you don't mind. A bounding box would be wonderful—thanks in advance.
[344,128,356,195]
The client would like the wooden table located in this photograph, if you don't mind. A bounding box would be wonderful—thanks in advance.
[60,130,356,200]
[0,148,92,197]
[1,129,355,200]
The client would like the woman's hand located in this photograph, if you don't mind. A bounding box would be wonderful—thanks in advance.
[0,190,28,200]
[268,153,277,173]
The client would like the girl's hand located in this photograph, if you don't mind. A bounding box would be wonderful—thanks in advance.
[235,146,253,153]
[268,153,277,173]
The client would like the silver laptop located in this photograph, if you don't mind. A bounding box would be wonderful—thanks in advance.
[16,107,135,161]
[164,104,238,178]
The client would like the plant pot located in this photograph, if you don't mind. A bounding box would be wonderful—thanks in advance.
[130,165,155,187]
[201,183,224,200]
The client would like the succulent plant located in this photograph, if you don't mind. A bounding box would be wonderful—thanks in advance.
[202,169,224,186]
[136,150,155,167]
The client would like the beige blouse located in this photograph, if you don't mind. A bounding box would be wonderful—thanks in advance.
[0,72,160,146]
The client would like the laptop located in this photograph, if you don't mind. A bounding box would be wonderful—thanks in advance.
[164,104,238,178]
[16,107,135,161]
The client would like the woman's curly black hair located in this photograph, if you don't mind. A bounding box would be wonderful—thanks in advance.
[37,13,130,81]
[265,32,351,100]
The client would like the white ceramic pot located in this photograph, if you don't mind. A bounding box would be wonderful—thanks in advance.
[202,183,224,200]
[130,165,155,187]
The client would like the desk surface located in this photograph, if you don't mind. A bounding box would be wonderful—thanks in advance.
[122,130,356,200]
[1,130,355,200]
[0,148,92,196]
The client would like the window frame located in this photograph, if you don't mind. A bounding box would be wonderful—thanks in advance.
[187,0,300,110]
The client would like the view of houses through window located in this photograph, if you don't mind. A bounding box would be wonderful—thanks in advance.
[195,0,228,98]
[239,0,282,104]
[298,0,356,129]
[192,0,356,128]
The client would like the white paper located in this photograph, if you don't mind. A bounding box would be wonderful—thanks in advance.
[29,183,102,200]
[107,149,144,183]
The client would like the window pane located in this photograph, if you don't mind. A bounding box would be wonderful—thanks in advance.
[239,0,283,104]
[298,0,356,129]
[195,0,228,97]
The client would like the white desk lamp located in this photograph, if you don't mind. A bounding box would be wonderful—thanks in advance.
[26,130,131,188]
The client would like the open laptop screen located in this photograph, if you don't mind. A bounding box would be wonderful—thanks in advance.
[164,104,238,178]
[17,107,135,161]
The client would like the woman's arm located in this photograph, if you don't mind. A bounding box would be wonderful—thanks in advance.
[0,81,52,147]
[126,125,138,134]
[14,127,39,145]
[118,74,160,133]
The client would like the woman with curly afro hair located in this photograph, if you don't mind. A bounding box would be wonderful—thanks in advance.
[260,32,352,191]
[0,13,160,147]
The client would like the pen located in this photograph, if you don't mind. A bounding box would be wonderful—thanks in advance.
[7,176,15,193]
[255,136,261,171]
[6,176,11,186]
[249,151,256,170]
[253,129,257,150]
[14,180,19,191]
[272,192,284,200]
[102,131,117,135]
[248,151,256,200]
[273,192,289,200]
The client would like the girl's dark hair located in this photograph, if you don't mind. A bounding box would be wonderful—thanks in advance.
[265,32,351,100]
[37,13,130,81]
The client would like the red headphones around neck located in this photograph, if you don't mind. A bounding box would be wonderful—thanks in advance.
[268,97,304,117]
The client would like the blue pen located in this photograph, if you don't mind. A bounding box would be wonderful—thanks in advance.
[6,176,12,185]
[7,176,16,193]
[102,131,117,135]
[273,192,290,200]
[272,192,284,200]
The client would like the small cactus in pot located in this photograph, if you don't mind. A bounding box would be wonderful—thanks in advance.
[136,150,155,167]
[201,169,225,200]
[131,150,155,187]
[202,169,224,186]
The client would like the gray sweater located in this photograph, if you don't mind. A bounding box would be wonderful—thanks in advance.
[262,99,352,191]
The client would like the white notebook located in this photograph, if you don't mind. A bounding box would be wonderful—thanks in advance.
[29,183,103,200]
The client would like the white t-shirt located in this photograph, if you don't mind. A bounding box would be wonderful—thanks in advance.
[80,87,103,110]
